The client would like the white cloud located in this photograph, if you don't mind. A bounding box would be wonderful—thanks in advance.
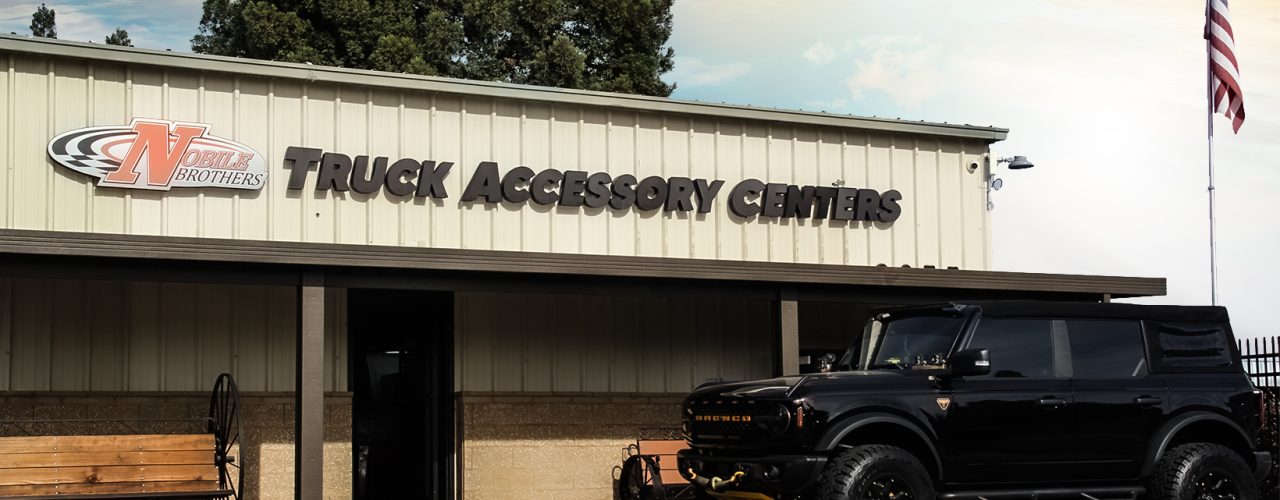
[802,41,836,64]
[665,56,750,87]
[843,44,945,108]
[802,98,848,110]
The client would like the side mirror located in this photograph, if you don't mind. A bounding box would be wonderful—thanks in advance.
[949,348,991,377]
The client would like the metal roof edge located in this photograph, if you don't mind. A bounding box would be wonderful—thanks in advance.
[0,35,1009,142]
[0,229,1165,298]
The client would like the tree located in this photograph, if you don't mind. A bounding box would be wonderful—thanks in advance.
[191,0,675,96]
[105,28,133,47]
[30,3,56,39]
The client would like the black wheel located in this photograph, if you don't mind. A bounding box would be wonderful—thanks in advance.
[209,373,243,500]
[816,445,935,500]
[1150,443,1257,500]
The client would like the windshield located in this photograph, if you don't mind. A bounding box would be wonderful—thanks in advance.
[853,314,966,370]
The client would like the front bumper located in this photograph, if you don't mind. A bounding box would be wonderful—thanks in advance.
[677,448,827,496]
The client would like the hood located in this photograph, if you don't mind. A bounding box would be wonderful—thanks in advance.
[687,370,916,400]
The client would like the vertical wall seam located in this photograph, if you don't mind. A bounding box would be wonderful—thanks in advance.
[429,94,437,247]
[296,83,305,242]
[632,112,640,255]
[686,117,694,258]
[5,55,14,229]
[604,110,612,256]
[935,138,944,267]
[547,104,554,253]
[790,127,798,263]
[197,74,206,238]
[333,89,342,244]
[86,64,95,231]
[261,79,268,240]
[765,124,772,262]
[577,107,584,254]
[160,70,169,236]
[739,122,747,260]
[864,133,871,263]
[912,137,920,267]
[712,119,720,260]
[123,67,132,233]
[659,115,667,258]
[45,59,54,230]
[815,129,824,264]
[460,97,468,249]
[231,76,241,240]
[519,102,526,250]
[493,100,500,251]
[887,135,896,265]
[839,131,849,265]
[398,92,406,246]
[365,89,374,244]
[959,142,968,269]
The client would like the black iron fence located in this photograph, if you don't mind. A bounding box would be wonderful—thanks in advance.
[1240,335,1279,497]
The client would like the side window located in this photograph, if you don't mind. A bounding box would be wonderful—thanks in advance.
[1067,320,1147,378]
[1156,323,1232,367]
[966,318,1054,378]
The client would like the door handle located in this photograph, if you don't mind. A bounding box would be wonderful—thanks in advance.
[1037,397,1067,407]
[1134,396,1163,406]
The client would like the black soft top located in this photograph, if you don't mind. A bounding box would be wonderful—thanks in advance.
[877,300,1229,323]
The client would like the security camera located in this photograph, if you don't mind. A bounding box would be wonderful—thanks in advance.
[967,161,979,173]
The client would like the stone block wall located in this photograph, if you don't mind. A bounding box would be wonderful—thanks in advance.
[0,392,353,500]
[460,393,684,500]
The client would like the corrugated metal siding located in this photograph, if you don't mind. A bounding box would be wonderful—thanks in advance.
[2,53,992,270]
[0,277,348,392]
[455,292,774,393]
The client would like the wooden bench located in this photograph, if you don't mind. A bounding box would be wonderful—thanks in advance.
[0,374,241,499]
[0,434,230,498]
[638,439,690,489]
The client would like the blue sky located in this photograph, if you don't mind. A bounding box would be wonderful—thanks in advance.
[3,0,1279,336]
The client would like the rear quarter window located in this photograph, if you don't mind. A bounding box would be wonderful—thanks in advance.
[1152,322,1234,369]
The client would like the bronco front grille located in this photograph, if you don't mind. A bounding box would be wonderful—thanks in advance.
[686,398,787,444]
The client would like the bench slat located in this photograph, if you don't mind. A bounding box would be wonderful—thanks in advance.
[0,435,214,455]
[0,450,213,469]
[0,480,224,497]
[637,440,687,456]
[0,464,219,486]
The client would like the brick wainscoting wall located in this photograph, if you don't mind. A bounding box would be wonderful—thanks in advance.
[460,392,685,500]
[0,392,353,500]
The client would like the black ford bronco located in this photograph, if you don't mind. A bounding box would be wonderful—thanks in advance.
[677,301,1274,499]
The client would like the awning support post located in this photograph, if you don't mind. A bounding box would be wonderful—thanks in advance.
[776,288,800,376]
[296,272,325,500]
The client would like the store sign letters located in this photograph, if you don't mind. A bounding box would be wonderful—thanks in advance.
[48,119,267,191]
[283,147,903,223]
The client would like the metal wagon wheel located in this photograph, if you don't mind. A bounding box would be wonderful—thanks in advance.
[208,373,243,500]
[617,454,666,500]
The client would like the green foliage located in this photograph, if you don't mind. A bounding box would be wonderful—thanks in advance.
[30,3,56,39]
[191,0,675,96]
[105,28,133,47]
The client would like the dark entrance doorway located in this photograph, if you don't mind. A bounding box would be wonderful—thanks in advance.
[349,289,453,500]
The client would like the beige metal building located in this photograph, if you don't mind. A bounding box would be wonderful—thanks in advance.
[0,36,1163,499]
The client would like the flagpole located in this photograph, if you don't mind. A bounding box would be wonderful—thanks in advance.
[1206,4,1219,306]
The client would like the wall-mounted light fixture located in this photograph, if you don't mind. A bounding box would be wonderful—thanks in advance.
[987,155,1036,210]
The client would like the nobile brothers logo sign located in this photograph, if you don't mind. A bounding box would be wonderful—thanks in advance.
[48,118,266,191]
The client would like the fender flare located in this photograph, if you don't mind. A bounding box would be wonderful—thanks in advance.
[815,411,945,481]
[1140,410,1254,477]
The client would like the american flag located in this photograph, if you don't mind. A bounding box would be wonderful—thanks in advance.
[1206,0,1245,133]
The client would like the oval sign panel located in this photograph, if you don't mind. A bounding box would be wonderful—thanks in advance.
[48,118,267,191]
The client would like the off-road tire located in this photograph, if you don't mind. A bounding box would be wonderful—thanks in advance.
[816,444,935,500]
[1149,443,1258,500]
